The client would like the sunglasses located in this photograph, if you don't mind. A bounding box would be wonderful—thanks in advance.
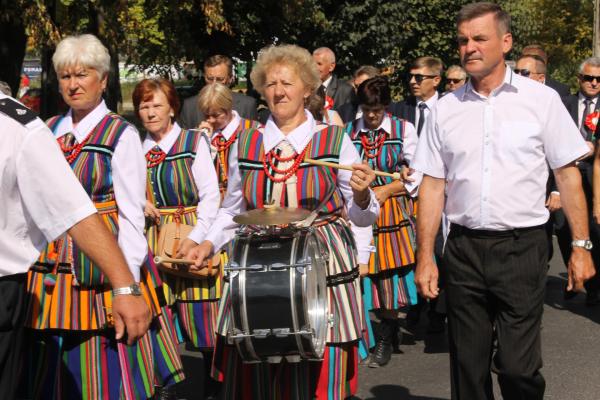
[408,73,437,84]
[513,68,535,77]
[580,74,600,83]
[446,78,465,84]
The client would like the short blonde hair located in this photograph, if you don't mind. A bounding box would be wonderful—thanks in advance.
[52,34,110,77]
[197,83,233,114]
[250,44,320,97]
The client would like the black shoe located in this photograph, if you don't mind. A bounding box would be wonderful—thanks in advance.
[586,290,600,306]
[153,386,176,400]
[564,283,578,300]
[392,325,403,351]
[406,305,422,327]
[369,338,393,367]
[427,312,446,334]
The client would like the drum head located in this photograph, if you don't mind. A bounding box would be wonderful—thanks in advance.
[303,234,328,359]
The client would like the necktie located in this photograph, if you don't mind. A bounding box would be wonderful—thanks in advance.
[581,98,593,140]
[417,103,428,137]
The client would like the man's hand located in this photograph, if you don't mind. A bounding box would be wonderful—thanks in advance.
[112,294,152,345]
[415,257,440,299]
[567,247,596,292]
[186,240,214,269]
[594,204,600,224]
[358,263,369,277]
[545,193,562,212]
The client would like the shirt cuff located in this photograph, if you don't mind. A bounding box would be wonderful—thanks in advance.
[550,191,560,196]
[348,189,379,227]
[357,245,375,264]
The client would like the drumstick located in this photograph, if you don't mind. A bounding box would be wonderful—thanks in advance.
[304,157,401,180]
[154,256,196,265]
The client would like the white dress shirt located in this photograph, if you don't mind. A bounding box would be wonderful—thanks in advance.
[577,93,598,130]
[0,94,96,277]
[412,66,589,230]
[205,110,380,251]
[142,122,220,244]
[414,91,439,133]
[53,100,146,280]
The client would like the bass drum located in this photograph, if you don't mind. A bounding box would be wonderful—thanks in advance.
[227,227,328,363]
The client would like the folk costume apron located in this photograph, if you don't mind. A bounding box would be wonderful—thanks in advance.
[23,113,184,400]
[211,124,364,400]
[346,115,418,311]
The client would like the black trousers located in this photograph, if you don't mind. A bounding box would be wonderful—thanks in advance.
[0,273,27,400]
[444,225,547,400]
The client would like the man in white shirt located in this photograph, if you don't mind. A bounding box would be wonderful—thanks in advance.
[0,94,151,399]
[410,3,595,399]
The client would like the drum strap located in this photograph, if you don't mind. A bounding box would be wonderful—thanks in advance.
[326,267,360,286]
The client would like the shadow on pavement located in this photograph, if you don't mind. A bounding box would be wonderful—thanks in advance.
[353,384,448,399]
[544,275,600,325]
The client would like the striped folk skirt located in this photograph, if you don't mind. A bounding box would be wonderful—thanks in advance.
[364,194,418,311]
[211,218,364,399]
[146,205,222,349]
[23,256,185,399]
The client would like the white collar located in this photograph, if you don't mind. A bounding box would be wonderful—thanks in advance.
[57,100,109,140]
[579,92,598,104]
[357,113,392,134]
[263,109,316,153]
[142,122,181,154]
[461,65,516,101]
[322,75,333,89]
[417,91,439,109]
[219,110,241,140]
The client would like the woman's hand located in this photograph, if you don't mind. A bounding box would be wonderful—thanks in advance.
[185,240,214,270]
[198,121,214,137]
[358,263,369,277]
[351,162,376,208]
[176,238,199,259]
[373,185,392,206]
[144,200,161,225]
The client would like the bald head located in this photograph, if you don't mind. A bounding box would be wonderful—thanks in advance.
[313,47,336,82]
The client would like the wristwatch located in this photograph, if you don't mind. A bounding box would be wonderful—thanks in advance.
[571,239,593,251]
[112,283,143,296]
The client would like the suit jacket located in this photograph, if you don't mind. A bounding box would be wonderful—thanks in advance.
[389,96,417,125]
[325,75,354,111]
[545,77,571,98]
[179,91,258,129]
[337,101,359,124]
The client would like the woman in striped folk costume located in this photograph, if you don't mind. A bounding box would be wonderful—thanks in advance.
[344,76,420,368]
[22,35,184,399]
[136,78,221,398]
[187,44,380,400]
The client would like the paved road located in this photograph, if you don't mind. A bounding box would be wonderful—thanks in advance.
[174,238,600,399]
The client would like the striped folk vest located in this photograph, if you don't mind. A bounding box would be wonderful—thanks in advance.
[147,129,202,208]
[37,113,130,286]
[237,125,345,215]
[213,118,260,198]
[346,115,407,187]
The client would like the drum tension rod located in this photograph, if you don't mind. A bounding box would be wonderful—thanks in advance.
[230,328,313,340]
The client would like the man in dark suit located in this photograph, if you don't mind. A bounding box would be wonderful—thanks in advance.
[312,47,354,111]
[521,44,571,98]
[179,55,257,129]
[337,65,380,123]
[390,57,442,137]
[560,56,600,305]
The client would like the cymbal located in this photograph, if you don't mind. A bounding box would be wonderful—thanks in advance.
[233,206,312,226]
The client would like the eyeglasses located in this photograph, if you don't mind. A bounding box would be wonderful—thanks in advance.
[408,73,438,84]
[513,68,538,77]
[580,74,600,83]
[446,78,465,84]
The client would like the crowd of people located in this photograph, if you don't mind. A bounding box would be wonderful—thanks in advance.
[1,2,599,400]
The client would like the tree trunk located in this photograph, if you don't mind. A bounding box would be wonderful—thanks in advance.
[0,18,27,97]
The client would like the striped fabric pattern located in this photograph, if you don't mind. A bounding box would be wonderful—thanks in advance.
[147,129,201,208]
[211,335,358,400]
[237,125,345,215]
[24,113,185,398]
[346,116,417,268]
[214,118,261,197]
